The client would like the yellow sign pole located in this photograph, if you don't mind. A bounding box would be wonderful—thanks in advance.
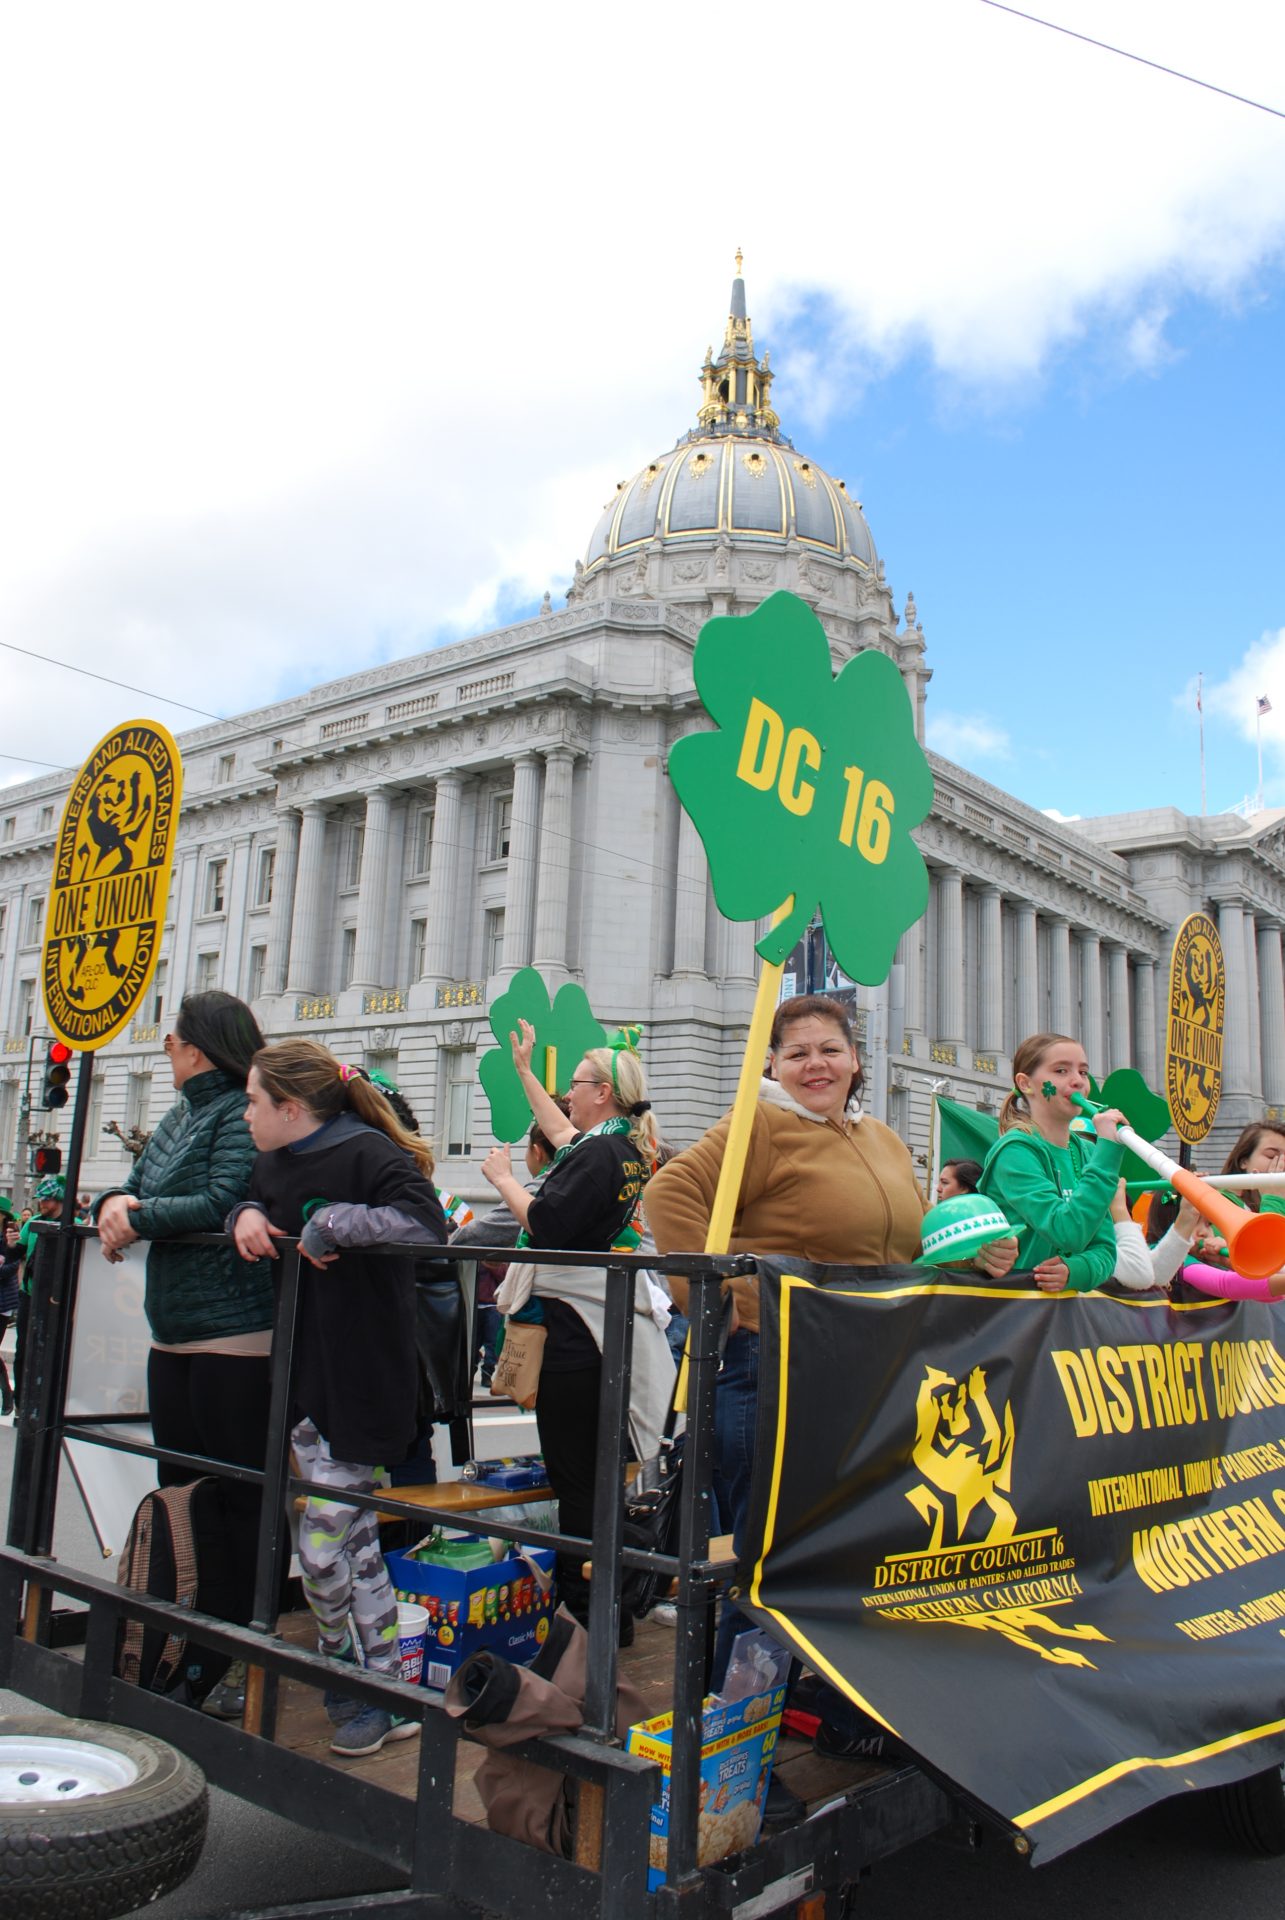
[676,899,789,1408]
[545,1045,557,1096]
[703,909,789,1256]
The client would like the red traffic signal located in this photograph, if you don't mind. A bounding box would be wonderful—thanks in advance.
[31,1144,63,1177]
[40,1040,73,1110]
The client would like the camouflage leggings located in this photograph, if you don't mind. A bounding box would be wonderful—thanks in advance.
[291,1418,400,1676]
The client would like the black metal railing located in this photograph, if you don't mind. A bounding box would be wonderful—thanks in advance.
[2,1221,764,1917]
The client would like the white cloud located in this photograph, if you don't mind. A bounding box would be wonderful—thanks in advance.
[2,0,1285,780]
[1206,630,1285,742]
[926,711,1013,762]
[1041,808,1083,824]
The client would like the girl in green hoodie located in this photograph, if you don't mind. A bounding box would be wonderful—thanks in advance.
[980,1032,1126,1294]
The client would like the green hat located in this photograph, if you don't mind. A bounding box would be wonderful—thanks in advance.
[35,1175,66,1201]
[920,1195,1013,1268]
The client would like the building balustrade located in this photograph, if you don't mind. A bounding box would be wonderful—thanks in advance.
[435,982,483,1007]
[295,996,336,1020]
[362,988,407,1015]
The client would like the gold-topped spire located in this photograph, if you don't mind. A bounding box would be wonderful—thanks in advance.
[694,252,782,441]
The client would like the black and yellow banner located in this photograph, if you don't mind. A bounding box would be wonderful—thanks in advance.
[741,1262,1285,1861]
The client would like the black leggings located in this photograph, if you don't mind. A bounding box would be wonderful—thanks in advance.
[146,1347,278,1651]
[534,1362,603,1624]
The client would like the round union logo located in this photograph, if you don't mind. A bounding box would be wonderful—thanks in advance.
[41,719,183,1052]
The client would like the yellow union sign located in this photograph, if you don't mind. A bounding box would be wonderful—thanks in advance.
[1165,911,1225,1146]
[41,720,183,1051]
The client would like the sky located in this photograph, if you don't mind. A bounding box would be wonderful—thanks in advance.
[3,0,1285,826]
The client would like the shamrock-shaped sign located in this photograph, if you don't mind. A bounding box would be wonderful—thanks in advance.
[1095,1067,1172,1189]
[669,592,934,984]
[479,966,608,1143]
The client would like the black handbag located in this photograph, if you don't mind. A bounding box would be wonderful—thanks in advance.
[620,1415,685,1621]
[620,1295,732,1620]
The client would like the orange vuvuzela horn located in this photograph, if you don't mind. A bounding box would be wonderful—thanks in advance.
[1071,1092,1285,1279]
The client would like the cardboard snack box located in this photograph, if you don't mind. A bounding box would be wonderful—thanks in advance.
[384,1537,557,1690]
[626,1684,788,1889]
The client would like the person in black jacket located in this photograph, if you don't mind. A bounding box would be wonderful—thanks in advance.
[94,991,270,1713]
[233,1038,446,1759]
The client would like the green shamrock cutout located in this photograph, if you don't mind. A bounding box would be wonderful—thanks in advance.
[1079,1069,1172,1188]
[479,966,608,1143]
[1100,1067,1172,1188]
[669,592,934,983]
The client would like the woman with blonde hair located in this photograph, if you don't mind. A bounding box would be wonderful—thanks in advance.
[480,1019,673,1629]
[232,1038,445,1757]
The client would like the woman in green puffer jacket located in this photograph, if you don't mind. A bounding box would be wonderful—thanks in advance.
[95,991,272,1711]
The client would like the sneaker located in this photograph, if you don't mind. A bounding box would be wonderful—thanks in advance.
[329,1706,420,1757]
[321,1634,365,1726]
[203,1659,247,1720]
[651,1603,678,1627]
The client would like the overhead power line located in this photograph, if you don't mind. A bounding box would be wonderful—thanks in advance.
[0,639,223,721]
[979,0,1285,121]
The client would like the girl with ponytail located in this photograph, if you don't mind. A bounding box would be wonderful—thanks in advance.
[980,1032,1127,1295]
[231,1038,446,1759]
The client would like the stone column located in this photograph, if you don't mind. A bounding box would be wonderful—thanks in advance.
[264,807,301,995]
[718,913,760,985]
[1134,959,1159,1086]
[423,775,464,980]
[533,749,576,977]
[1108,945,1131,1073]
[350,787,393,989]
[225,831,255,998]
[937,869,964,1046]
[672,806,709,975]
[1048,918,1072,1034]
[501,753,542,975]
[1218,900,1250,1098]
[285,802,332,995]
[1245,916,1264,1100]
[168,849,199,999]
[1258,922,1285,1107]
[896,922,924,1036]
[1014,903,1040,1045]
[977,886,1004,1054]
[1078,932,1103,1070]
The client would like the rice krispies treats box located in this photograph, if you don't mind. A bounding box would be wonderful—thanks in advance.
[626,1684,788,1889]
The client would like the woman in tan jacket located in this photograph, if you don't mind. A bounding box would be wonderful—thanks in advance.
[645,993,1014,1698]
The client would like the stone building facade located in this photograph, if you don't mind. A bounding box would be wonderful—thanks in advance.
[1,265,1282,1200]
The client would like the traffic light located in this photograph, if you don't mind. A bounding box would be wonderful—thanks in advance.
[30,1144,63,1177]
[40,1040,73,1110]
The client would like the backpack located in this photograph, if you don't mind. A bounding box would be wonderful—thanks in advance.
[115,1479,223,1697]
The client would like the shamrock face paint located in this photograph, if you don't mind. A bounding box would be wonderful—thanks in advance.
[1041,1081,1058,1101]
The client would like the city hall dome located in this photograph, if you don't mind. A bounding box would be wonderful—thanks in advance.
[581,256,878,578]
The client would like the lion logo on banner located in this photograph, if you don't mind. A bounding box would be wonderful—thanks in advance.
[905,1363,1016,1550]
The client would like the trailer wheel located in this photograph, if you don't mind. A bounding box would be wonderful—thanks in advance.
[1217,1763,1285,1856]
[0,1715,208,1919]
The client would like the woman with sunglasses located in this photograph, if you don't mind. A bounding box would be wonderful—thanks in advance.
[480,1020,674,1630]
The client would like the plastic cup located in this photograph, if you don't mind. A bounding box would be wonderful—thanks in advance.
[396,1601,429,1684]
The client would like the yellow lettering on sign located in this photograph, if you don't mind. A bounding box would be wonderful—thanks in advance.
[735,697,784,791]
[839,766,894,865]
[778,728,820,816]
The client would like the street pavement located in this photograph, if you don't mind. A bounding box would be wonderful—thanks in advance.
[3,1354,1285,1917]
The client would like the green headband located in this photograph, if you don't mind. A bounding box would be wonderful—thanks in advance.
[608,1023,643,1097]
